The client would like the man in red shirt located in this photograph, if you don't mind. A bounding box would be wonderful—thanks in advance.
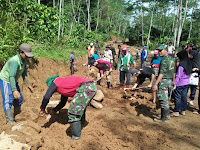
[40,75,97,140]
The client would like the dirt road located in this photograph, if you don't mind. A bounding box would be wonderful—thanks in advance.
[0,42,200,150]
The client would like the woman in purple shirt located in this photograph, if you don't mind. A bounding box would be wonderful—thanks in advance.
[171,50,192,117]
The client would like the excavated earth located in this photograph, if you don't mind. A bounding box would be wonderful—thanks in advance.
[0,41,200,150]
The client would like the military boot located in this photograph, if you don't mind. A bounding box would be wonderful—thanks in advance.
[107,82,110,88]
[71,121,81,140]
[154,108,167,123]
[97,79,101,85]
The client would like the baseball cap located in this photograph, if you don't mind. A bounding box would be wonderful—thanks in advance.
[106,45,110,48]
[122,46,128,51]
[158,44,167,50]
[90,42,93,46]
[19,43,34,57]
[142,46,147,50]
[154,50,159,55]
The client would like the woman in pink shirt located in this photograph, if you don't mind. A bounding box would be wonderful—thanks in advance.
[89,58,112,88]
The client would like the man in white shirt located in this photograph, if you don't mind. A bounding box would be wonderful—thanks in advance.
[103,45,113,63]
[167,42,175,58]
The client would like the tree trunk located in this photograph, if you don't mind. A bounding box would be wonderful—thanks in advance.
[187,1,196,41]
[53,0,55,7]
[87,0,91,30]
[176,0,188,48]
[172,0,177,33]
[71,0,77,23]
[147,1,155,49]
[61,0,64,36]
[140,0,144,46]
[38,0,40,4]
[95,0,100,32]
[58,0,62,40]
[173,0,179,47]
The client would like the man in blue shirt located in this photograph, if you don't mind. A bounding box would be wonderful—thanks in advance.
[141,46,147,67]
[70,51,75,75]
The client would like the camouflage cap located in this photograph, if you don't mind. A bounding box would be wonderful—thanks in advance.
[158,44,167,50]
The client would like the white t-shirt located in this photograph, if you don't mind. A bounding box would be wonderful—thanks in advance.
[104,49,113,62]
[168,45,175,54]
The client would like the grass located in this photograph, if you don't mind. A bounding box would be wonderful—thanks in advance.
[32,44,87,62]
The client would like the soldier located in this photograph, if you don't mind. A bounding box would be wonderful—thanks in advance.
[40,75,97,140]
[152,44,175,122]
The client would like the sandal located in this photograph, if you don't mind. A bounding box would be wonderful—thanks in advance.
[193,110,200,115]
[170,112,179,117]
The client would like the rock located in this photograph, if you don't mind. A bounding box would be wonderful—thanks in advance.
[12,124,24,131]
[90,100,103,109]
[93,90,104,102]
[0,131,31,150]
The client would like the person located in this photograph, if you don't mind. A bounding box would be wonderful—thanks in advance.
[110,43,116,66]
[150,50,162,76]
[188,47,200,106]
[150,50,163,103]
[131,67,155,99]
[0,43,34,124]
[152,44,175,122]
[117,45,122,59]
[136,49,141,60]
[39,75,97,140]
[88,43,95,68]
[193,70,200,114]
[170,50,191,117]
[70,51,75,75]
[117,46,136,90]
[92,51,99,60]
[103,45,113,63]
[94,40,101,57]
[141,46,147,67]
[167,42,175,58]
[88,42,95,57]
[89,58,112,88]
[185,43,191,52]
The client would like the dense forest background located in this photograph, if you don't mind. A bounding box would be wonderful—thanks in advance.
[0,0,199,62]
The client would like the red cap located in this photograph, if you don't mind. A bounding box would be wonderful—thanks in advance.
[154,50,159,55]
[122,46,128,51]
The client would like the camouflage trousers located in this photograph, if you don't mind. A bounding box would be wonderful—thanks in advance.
[68,81,97,123]
[157,79,172,109]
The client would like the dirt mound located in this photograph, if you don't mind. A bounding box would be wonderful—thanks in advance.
[0,42,200,150]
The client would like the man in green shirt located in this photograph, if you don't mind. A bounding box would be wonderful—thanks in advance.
[152,44,175,122]
[117,46,136,90]
[0,43,34,124]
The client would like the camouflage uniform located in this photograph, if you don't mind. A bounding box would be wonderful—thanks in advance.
[157,79,172,109]
[68,82,97,122]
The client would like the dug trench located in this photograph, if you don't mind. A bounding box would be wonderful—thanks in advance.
[0,42,200,150]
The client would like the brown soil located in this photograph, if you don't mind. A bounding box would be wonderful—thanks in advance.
[0,41,200,150]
